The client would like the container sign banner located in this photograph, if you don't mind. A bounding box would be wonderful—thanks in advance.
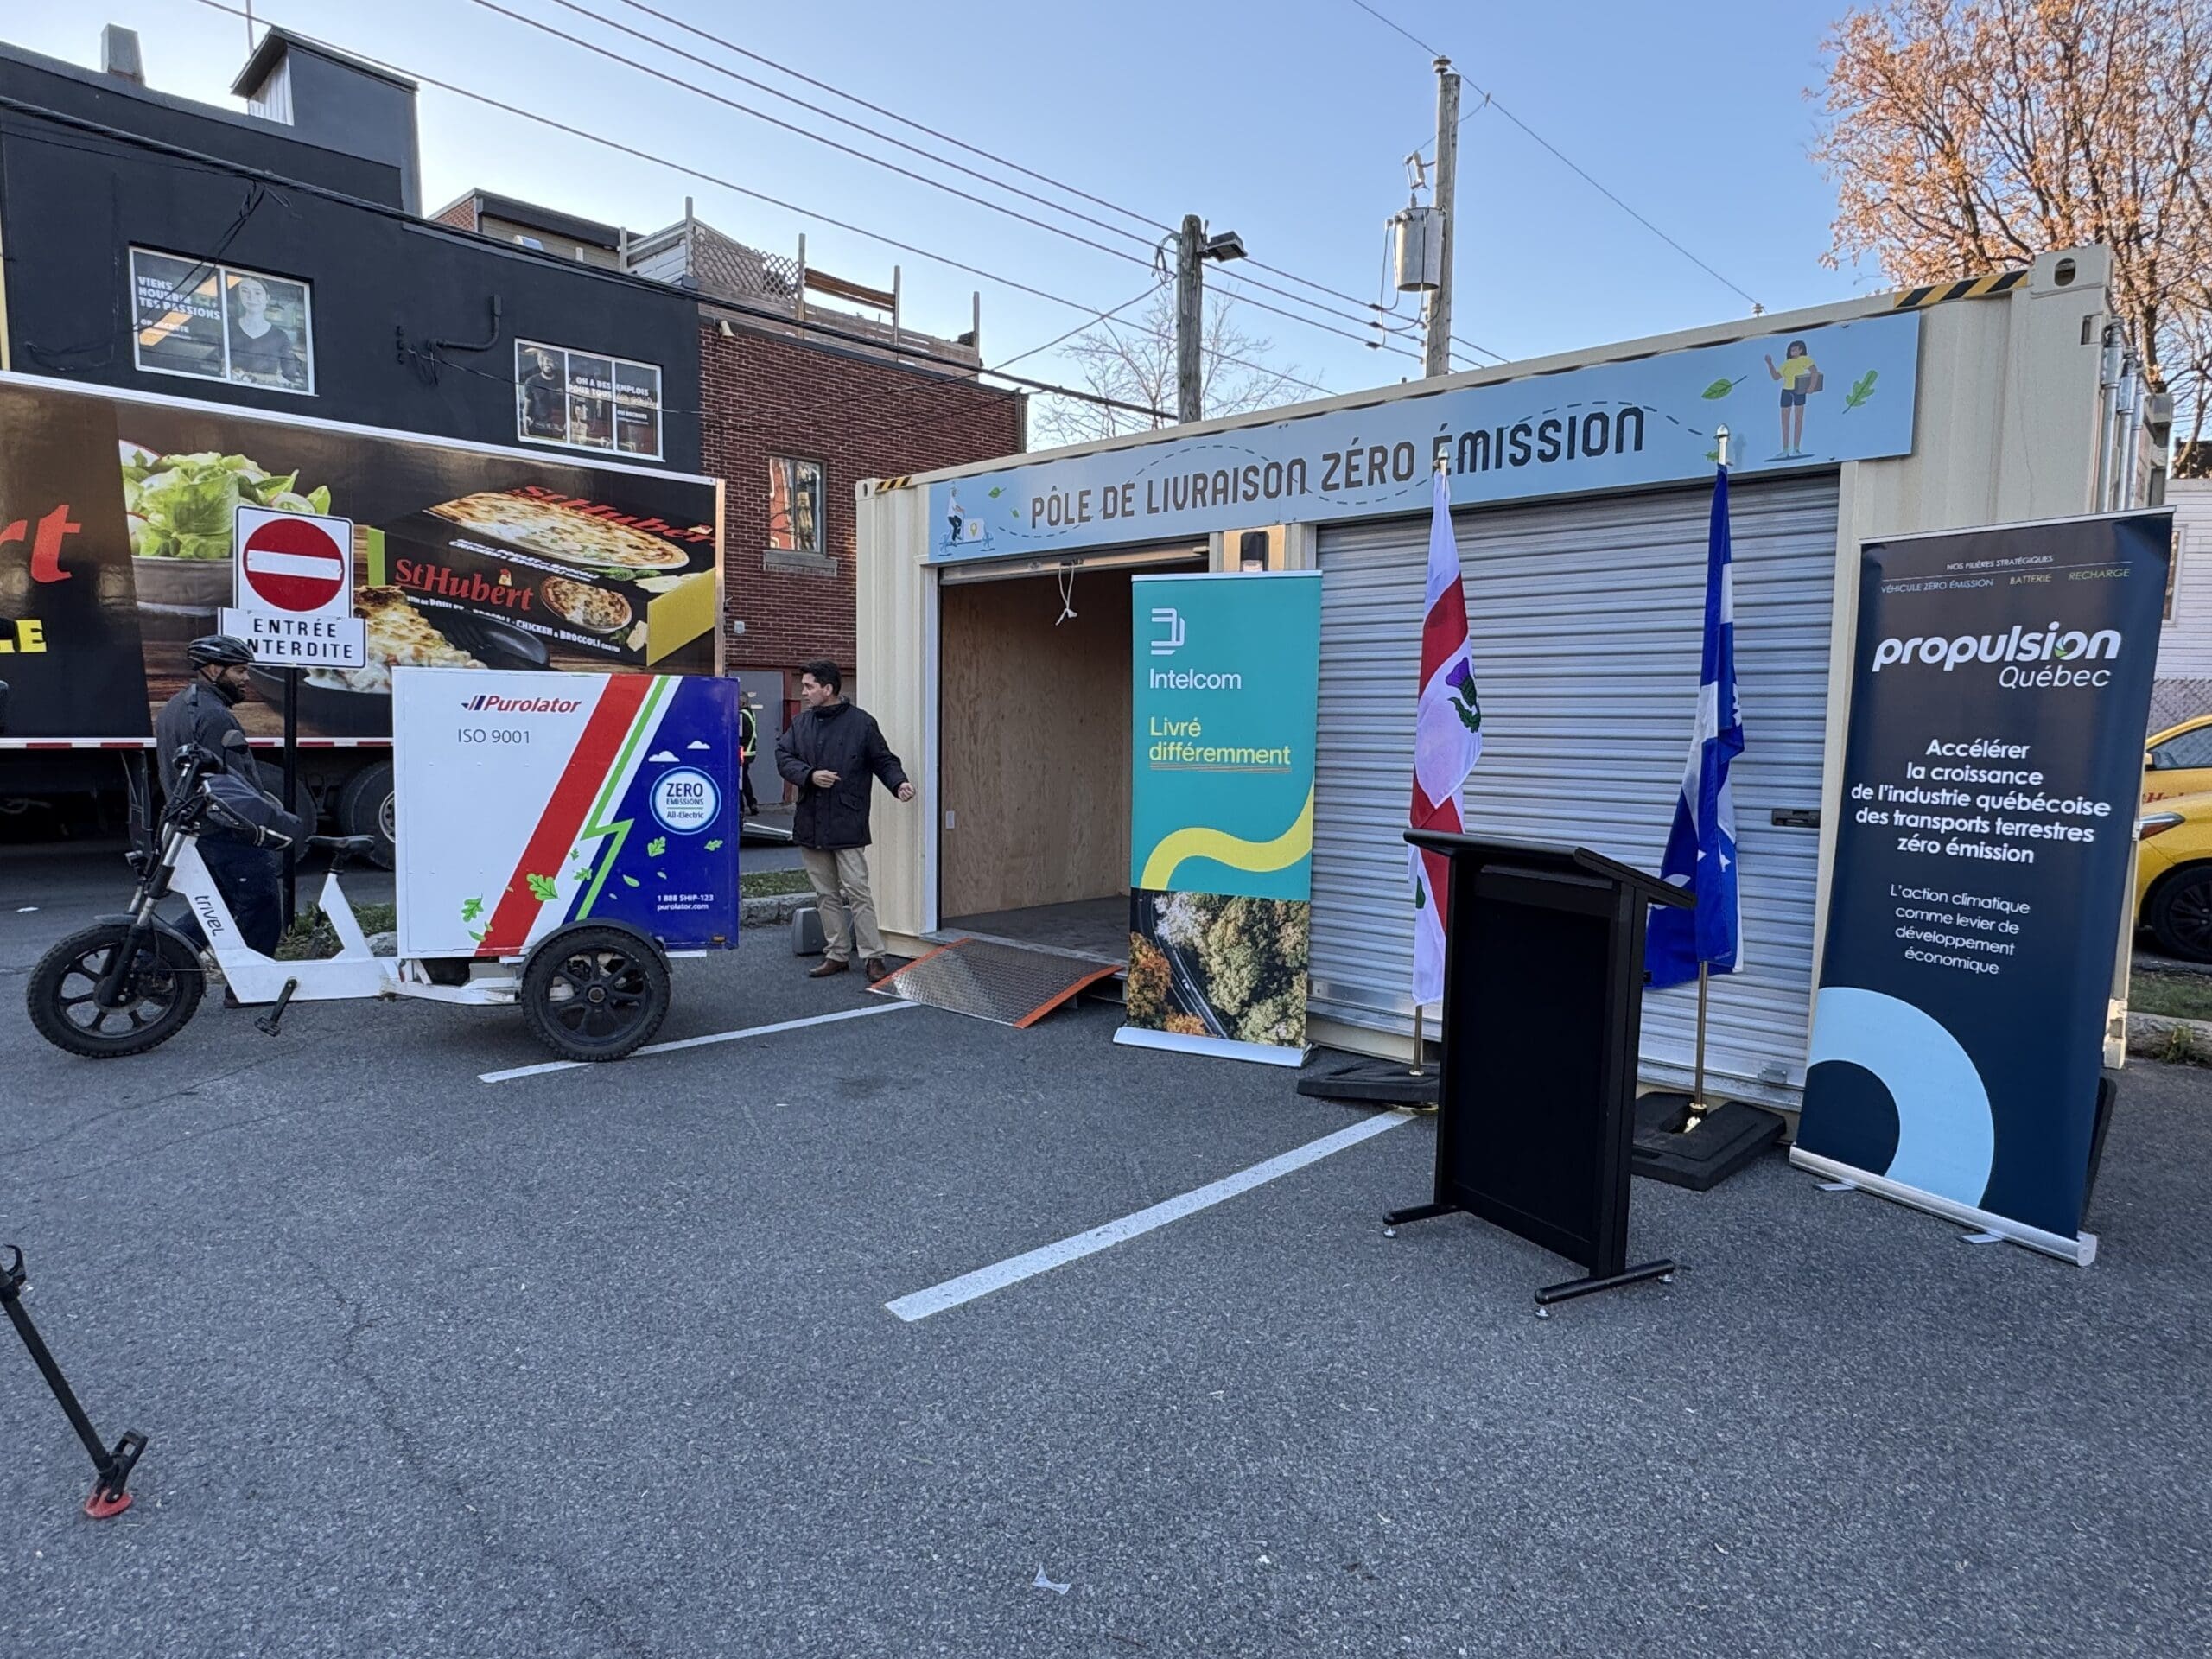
[926,312,1919,563]
[1118,572,1320,1067]
[393,667,741,958]
[1791,513,2174,1262]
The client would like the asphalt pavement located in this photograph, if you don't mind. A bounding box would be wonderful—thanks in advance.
[2,848,2209,1658]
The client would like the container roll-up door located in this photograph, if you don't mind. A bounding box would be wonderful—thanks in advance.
[1313,474,1840,1108]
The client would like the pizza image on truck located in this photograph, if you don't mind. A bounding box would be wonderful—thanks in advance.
[0,373,724,864]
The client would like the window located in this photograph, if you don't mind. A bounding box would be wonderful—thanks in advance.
[515,339,663,459]
[766,457,825,557]
[130,249,313,394]
[2151,727,2212,770]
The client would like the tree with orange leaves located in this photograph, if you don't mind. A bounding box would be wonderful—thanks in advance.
[1813,0,2212,474]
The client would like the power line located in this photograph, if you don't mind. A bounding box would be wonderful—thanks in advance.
[987,283,1162,375]
[604,1,1433,349]
[1344,0,1764,314]
[467,0,1422,364]
[559,0,1439,361]
[190,0,1320,396]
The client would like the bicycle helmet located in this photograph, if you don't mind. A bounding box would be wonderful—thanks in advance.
[186,635,254,669]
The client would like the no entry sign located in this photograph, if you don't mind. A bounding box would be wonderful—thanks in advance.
[226,505,365,667]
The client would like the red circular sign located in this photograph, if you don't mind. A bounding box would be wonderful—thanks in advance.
[241,515,347,613]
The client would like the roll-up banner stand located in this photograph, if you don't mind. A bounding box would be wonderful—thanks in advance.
[1118,572,1321,1067]
[1793,512,2174,1263]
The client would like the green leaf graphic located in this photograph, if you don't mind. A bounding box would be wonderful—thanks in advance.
[460,896,483,924]
[1843,369,1878,411]
[647,836,667,857]
[704,838,724,851]
[468,927,486,943]
[987,486,1003,498]
[1700,377,1741,400]
[621,875,640,887]
[526,873,558,901]
[656,871,667,880]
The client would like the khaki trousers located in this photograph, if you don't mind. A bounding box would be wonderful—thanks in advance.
[798,845,884,963]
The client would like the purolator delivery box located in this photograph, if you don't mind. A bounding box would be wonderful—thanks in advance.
[393,666,741,958]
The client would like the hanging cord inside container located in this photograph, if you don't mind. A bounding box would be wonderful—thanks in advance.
[1055,566,1078,626]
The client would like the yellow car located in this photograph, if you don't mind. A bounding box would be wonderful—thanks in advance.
[2138,790,2212,962]
[2145,715,2212,804]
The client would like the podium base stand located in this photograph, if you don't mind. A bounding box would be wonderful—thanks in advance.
[1382,1202,1677,1314]
[1298,1060,1438,1108]
[1631,1095,1786,1192]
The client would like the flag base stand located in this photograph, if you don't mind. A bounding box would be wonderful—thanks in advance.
[1296,1058,1439,1108]
[1631,1095,1786,1191]
[1629,965,1783,1191]
[1297,1003,1438,1109]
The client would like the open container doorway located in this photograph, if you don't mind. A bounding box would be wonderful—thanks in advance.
[935,549,1203,962]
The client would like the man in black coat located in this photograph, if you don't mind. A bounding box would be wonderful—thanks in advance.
[774,659,912,982]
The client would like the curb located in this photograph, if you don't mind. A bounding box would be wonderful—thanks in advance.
[741,893,810,927]
[2126,1011,2212,1065]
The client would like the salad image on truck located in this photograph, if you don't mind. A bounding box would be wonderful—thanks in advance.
[0,373,723,866]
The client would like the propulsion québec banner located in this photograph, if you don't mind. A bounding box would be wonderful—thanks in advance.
[1791,512,2173,1261]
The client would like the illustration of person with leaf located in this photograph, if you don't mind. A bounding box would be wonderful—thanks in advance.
[1764,339,1820,457]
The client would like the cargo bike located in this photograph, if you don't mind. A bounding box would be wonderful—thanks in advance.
[26,670,743,1062]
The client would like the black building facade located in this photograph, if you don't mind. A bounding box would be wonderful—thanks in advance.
[0,32,702,471]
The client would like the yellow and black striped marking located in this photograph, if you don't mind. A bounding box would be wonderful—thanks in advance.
[1892,269,2029,310]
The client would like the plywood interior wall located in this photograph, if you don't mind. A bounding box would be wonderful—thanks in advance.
[940,572,1131,916]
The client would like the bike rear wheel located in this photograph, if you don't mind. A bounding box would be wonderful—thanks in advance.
[27,924,205,1058]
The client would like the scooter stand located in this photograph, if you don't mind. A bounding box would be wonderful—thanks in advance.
[0,1247,149,1519]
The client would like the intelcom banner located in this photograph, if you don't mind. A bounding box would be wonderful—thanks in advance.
[925,312,1919,562]
[1118,572,1320,1068]
[1792,513,2174,1262]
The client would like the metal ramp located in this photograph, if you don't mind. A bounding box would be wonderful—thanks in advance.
[868,937,1122,1028]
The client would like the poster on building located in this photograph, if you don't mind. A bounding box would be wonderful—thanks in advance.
[1118,571,1320,1067]
[0,373,721,747]
[515,340,663,460]
[1791,512,2173,1262]
[130,249,314,394]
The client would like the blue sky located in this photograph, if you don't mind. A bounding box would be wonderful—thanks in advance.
[11,1,1890,401]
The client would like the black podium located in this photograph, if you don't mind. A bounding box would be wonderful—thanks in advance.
[1386,832,1692,1311]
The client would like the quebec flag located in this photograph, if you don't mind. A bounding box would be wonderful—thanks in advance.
[1647,464,1744,988]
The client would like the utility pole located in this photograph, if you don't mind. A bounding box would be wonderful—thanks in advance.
[1175,213,1205,423]
[1424,58,1460,379]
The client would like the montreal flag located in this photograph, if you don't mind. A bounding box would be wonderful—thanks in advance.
[1408,467,1482,1007]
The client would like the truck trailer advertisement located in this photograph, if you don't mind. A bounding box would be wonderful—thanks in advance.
[0,373,723,750]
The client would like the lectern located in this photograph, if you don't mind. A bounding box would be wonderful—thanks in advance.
[1385,832,1692,1311]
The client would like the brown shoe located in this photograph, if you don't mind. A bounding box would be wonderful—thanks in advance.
[809,958,849,978]
[863,957,891,983]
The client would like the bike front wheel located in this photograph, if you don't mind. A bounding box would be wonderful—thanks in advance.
[27,924,205,1058]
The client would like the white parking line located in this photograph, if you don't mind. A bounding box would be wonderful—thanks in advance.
[479,1001,920,1084]
[885,1112,1411,1323]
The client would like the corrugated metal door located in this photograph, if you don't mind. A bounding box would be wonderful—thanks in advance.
[1313,474,1840,1106]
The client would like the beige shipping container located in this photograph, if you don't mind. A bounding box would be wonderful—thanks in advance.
[855,246,2151,1106]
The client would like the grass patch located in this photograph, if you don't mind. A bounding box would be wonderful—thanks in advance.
[276,902,397,960]
[2134,969,2212,1024]
[741,868,812,899]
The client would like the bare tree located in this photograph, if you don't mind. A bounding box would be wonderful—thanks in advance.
[1030,289,1318,447]
[1812,0,2212,474]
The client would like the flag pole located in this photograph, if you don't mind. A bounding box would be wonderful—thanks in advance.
[1686,423,1729,1131]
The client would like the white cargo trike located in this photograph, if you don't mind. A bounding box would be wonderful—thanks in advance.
[26,669,744,1063]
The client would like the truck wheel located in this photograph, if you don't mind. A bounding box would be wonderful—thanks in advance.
[2148,866,2212,963]
[519,925,670,1062]
[27,924,204,1058]
[338,761,396,869]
